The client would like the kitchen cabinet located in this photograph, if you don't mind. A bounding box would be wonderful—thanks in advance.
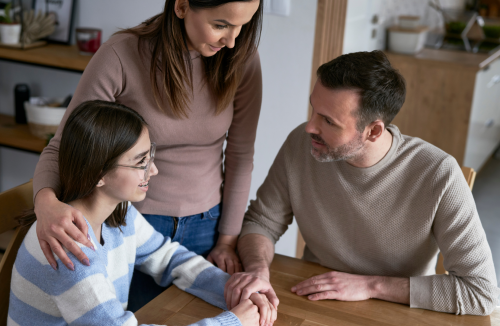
[386,48,500,172]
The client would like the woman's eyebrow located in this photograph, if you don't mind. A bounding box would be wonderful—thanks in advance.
[214,19,235,26]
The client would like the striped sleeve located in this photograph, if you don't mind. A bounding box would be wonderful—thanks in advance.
[131,207,236,312]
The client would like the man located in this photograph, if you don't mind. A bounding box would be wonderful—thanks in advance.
[224,51,499,316]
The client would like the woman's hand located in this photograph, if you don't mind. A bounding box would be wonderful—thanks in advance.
[230,299,260,326]
[207,234,242,275]
[248,293,277,326]
[34,188,94,271]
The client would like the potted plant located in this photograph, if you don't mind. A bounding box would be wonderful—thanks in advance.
[0,3,21,45]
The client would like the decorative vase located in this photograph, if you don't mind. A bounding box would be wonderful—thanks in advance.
[0,23,21,44]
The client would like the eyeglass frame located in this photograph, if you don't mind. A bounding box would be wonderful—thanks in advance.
[115,142,156,182]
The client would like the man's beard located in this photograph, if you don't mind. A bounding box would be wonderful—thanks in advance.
[310,132,365,162]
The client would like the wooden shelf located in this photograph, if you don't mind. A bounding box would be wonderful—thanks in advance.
[0,44,92,72]
[0,115,47,154]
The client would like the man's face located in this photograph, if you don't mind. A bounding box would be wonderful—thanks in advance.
[305,81,366,162]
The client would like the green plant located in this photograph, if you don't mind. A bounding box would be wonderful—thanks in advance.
[0,3,12,24]
[483,25,500,39]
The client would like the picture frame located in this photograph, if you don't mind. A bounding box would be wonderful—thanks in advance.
[32,0,76,44]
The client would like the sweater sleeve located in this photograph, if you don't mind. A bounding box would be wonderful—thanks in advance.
[239,135,294,244]
[47,245,239,326]
[409,157,500,315]
[219,51,263,235]
[132,207,239,318]
[32,42,124,200]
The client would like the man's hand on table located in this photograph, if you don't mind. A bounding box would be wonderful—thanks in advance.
[291,271,410,304]
[224,268,279,311]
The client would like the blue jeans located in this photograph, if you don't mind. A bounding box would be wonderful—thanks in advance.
[127,203,221,312]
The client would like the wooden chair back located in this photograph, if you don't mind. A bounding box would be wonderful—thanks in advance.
[0,181,33,326]
[435,167,476,274]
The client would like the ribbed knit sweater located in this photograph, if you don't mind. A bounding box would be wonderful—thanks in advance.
[9,204,241,326]
[241,123,499,315]
[33,33,262,235]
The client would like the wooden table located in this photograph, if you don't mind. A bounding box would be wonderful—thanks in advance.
[0,44,91,72]
[136,254,500,326]
[0,114,46,153]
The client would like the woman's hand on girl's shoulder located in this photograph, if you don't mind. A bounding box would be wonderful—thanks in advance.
[207,234,242,275]
[34,188,94,271]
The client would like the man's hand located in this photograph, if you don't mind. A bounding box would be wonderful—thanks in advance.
[291,271,375,301]
[224,269,279,311]
[207,234,242,275]
[291,271,409,304]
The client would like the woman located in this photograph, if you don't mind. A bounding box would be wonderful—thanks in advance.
[9,100,276,326]
[32,0,267,310]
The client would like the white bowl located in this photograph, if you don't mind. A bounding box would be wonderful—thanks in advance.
[399,16,420,29]
[24,97,66,139]
[388,26,429,55]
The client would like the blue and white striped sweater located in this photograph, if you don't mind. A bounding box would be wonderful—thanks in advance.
[8,204,241,326]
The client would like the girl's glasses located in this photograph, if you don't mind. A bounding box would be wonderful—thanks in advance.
[116,142,156,181]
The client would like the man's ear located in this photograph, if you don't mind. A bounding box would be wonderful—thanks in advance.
[174,0,189,19]
[366,120,385,143]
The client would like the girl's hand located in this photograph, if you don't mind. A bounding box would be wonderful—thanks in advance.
[230,299,260,326]
[207,234,242,275]
[34,188,94,271]
[248,293,277,326]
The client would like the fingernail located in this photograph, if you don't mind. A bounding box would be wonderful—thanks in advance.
[67,262,75,271]
[90,244,96,251]
[50,263,57,271]
[82,259,90,266]
[87,233,91,241]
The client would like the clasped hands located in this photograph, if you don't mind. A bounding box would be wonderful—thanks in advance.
[225,270,377,325]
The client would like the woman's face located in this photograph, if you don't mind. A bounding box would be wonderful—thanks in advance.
[176,0,260,57]
[99,127,158,204]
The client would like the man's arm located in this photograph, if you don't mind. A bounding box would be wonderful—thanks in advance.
[238,233,274,278]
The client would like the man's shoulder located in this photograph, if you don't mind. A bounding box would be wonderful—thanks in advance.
[391,125,459,177]
[283,122,310,150]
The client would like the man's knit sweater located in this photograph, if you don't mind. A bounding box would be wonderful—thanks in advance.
[241,123,499,315]
[9,204,240,326]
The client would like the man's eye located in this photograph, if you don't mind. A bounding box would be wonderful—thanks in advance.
[215,24,228,30]
[324,117,333,126]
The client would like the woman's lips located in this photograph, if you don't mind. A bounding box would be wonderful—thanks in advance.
[209,45,222,52]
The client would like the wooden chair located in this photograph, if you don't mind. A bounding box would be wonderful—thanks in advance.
[0,181,33,326]
[295,167,477,275]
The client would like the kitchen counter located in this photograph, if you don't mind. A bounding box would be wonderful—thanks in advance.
[407,47,500,69]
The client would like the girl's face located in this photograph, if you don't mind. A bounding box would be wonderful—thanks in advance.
[99,128,158,204]
[176,0,260,57]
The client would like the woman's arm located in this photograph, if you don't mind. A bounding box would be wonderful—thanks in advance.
[33,40,125,270]
[208,51,263,273]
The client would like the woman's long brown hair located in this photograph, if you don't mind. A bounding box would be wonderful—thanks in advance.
[18,100,148,228]
[117,0,262,118]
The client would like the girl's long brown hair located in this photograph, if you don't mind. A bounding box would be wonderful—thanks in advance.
[18,100,148,228]
[118,0,262,118]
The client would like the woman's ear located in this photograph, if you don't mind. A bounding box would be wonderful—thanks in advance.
[97,179,105,187]
[174,0,189,19]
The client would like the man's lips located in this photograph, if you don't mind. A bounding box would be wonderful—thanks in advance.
[311,139,326,148]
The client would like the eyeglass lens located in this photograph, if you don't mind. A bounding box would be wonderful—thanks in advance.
[144,143,156,181]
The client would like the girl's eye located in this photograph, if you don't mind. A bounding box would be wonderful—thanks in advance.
[215,24,228,30]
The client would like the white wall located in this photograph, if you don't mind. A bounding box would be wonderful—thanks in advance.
[0,0,317,257]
